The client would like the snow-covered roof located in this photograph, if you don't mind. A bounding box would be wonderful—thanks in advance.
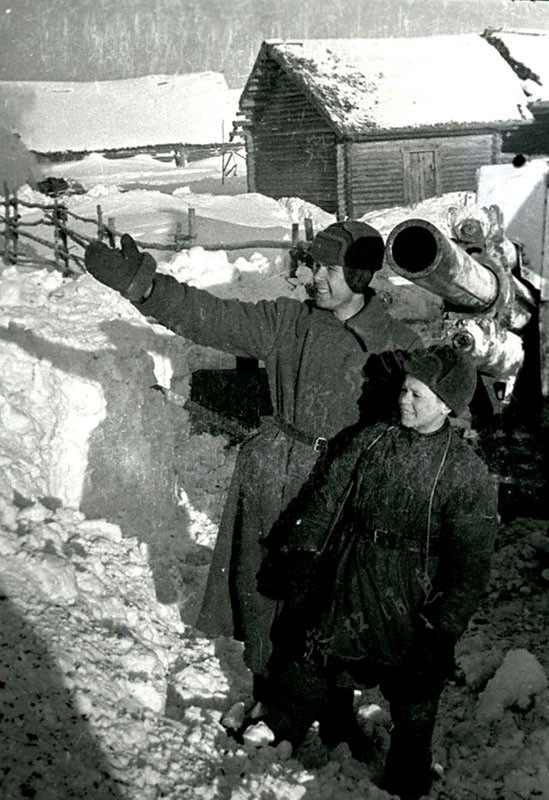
[243,36,534,137]
[0,72,241,154]
[482,29,549,103]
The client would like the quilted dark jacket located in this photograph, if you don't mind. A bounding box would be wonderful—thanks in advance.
[266,422,499,667]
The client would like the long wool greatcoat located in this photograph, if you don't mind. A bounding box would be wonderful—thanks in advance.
[278,422,499,667]
[137,275,421,673]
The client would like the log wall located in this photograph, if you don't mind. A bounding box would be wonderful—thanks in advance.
[242,61,338,212]
[347,133,500,216]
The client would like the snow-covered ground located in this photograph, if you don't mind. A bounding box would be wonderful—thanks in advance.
[1,152,549,800]
[48,152,249,195]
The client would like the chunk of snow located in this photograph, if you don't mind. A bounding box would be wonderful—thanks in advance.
[178,487,218,549]
[234,251,271,274]
[171,656,231,707]
[160,247,237,287]
[221,701,246,731]
[477,648,548,722]
[242,721,275,747]
[459,648,504,691]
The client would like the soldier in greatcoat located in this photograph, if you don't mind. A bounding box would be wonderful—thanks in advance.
[84,221,421,735]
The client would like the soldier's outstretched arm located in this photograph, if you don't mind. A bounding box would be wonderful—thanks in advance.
[85,234,292,361]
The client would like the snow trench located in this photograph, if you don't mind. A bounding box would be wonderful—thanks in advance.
[1,257,549,800]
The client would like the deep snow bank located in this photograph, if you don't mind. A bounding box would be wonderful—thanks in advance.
[0,245,316,614]
[0,492,401,800]
[0,261,238,612]
[2,486,549,800]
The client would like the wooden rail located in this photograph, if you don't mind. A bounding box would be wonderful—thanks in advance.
[1,184,315,277]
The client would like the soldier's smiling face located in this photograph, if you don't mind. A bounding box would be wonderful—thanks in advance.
[312,263,354,310]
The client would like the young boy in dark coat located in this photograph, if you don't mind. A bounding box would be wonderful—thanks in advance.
[258,345,499,800]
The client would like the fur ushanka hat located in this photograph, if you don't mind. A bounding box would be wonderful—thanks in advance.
[404,344,478,415]
[308,221,385,294]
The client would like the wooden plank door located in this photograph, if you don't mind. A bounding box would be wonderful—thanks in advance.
[405,149,439,203]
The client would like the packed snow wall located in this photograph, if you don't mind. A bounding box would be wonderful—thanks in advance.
[0,263,240,615]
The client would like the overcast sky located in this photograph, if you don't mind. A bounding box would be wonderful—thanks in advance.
[1,0,548,86]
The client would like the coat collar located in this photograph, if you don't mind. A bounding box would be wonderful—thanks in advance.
[344,291,399,353]
[306,290,406,353]
[397,418,452,443]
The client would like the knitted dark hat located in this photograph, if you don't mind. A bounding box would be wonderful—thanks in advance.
[309,221,384,294]
[404,344,477,415]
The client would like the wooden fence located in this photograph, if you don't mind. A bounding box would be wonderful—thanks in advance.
[0,184,314,277]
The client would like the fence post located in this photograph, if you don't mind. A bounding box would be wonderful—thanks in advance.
[304,217,314,242]
[52,199,70,273]
[221,121,225,186]
[289,222,301,278]
[97,204,104,240]
[53,200,60,269]
[188,208,196,245]
[57,202,70,274]
[11,189,19,264]
[107,217,116,248]
[175,220,182,249]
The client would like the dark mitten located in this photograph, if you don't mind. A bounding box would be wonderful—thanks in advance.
[84,233,156,302]
[406,623,456,689]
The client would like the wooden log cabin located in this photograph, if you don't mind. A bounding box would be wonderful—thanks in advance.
[235,34,546,218]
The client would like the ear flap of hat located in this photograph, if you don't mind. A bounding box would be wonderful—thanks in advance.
[343,223,384,293]
[309,222,385,293]
[343,265,374,294]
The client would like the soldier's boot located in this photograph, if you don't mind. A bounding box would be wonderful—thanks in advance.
[318,687,377,762]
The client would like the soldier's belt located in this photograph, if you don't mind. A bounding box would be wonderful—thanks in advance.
[266,415,328,454]
[364,527,423,553]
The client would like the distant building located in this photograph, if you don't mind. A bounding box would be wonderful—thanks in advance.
[0,72,241,157]
[483,29,549,157]
[236,33,549,217]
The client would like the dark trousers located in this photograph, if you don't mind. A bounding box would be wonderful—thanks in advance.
[263,655,442,800]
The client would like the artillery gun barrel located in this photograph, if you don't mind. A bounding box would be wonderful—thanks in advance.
[385,219,500,313]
